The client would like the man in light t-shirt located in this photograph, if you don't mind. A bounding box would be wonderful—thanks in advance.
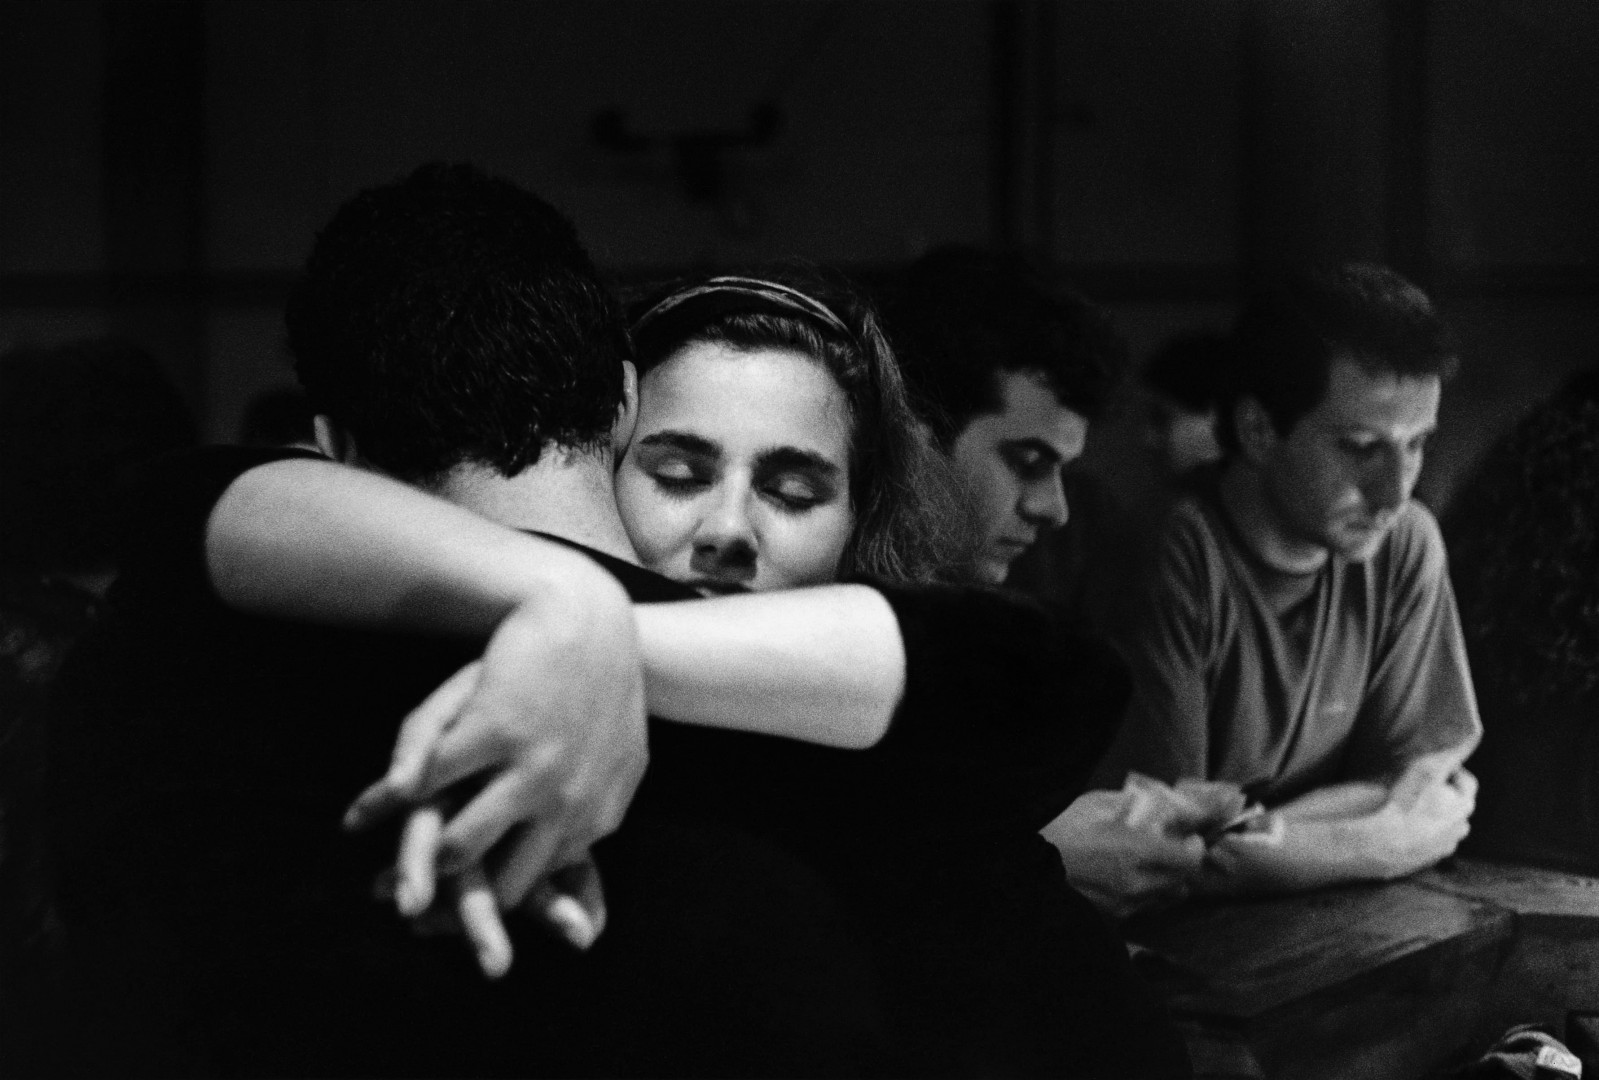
[1062,263,1480,910]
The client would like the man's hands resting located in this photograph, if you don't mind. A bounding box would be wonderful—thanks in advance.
[1052,751,1477,916]
[1199,754,1477,896]
[1044,775,1249,920]
[343,565,646,978]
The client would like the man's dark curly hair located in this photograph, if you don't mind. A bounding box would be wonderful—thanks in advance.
[881,246,1126,447]
[286,163,630,485]
[1217,263,1457,454]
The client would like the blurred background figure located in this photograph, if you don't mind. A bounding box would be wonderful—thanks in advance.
[1448,361,1599,876]
[1138,332,1228,489]
[0,338,196,1074]
[0,338,196,703]
[238,385,318,450]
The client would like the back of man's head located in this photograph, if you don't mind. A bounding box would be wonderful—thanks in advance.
[1218,263,1456,453]
[286,162,630,486]
[884,245,1124,446]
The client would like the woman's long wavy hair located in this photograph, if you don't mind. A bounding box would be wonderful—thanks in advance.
[628,267,971,585]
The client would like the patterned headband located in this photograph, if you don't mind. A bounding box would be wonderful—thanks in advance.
[631,275,853,342]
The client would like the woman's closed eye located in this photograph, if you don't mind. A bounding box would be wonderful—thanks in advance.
[754,448,842,513]
[643,454,713,494]
[762,473,829,512]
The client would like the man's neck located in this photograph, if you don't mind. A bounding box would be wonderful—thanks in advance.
[1217,459,1329,576]
[430,451,639,565]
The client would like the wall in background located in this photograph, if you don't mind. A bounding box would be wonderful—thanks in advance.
[2,0,1595,511]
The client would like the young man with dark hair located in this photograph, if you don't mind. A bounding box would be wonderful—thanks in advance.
[285,163,631,484]
[882,247,1209,920]
[41,165,1187,1078]
[1087,263,1481,904]
[884,246,1125,585]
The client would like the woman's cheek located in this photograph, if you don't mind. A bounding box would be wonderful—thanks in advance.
[775,506,854,587]
[616,478,685,569]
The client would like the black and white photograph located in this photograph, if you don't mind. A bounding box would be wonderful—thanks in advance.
[2,2,1596,1077]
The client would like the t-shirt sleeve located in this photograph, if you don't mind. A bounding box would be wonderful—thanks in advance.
[859,579,1130,834]
[1343,506,1482,779]
[114,445,325,605]
[1090,505,1217,789]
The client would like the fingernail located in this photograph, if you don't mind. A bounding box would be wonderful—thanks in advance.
[388,758,421,792]
[546,895,598,950]
[479,945,511,979]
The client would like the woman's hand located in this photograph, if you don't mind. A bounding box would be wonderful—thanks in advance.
[373,830,607,979]
[344,566,647,975]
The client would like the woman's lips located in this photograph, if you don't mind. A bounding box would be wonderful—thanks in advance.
[688,579,754,596]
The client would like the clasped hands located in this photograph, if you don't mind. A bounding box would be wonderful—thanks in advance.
[1046,773,1258,920]
[342,575,648,978]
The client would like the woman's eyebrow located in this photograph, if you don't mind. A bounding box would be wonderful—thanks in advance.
[755,446,841,477]
[636,431,720,457]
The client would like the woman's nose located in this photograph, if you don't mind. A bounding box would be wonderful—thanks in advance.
[690,487,759,577]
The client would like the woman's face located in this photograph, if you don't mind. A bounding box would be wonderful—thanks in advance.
[616,340,856,593]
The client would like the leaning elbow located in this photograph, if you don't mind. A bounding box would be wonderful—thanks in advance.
[829,661,903,750]
[833,705,894,750]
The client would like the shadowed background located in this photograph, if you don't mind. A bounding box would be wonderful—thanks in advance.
[2,0,1596,517]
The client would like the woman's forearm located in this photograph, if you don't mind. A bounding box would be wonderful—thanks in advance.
[207,458,592,634]
[636,586,905,749]
[208,458,906,749]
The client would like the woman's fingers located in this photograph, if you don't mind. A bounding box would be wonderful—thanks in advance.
[342,661,482,831]
[555,857,608,942]
[436,767,557,874]
[521,854,606,950]
[491,824,566,912]
[455,864,513,979]
[396,804,446,917]
[389,661,483,791]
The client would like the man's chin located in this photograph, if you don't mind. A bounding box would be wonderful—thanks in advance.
[972,553,1023,588]
[1331,526,1389,563]
[971,553,1013,586]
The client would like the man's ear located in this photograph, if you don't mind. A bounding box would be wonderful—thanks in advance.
[611,361,639,459]
[312,415,359,464]
[1233,397,1280,465]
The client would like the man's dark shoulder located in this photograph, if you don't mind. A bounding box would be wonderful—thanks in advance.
[527,533,697,605]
